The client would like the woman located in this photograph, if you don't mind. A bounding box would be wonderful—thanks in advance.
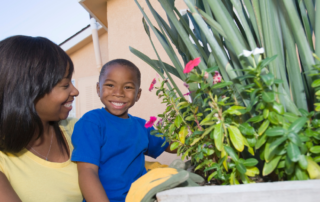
[0,36,82,201]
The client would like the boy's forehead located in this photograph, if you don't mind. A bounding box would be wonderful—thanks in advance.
[101,64,139,82]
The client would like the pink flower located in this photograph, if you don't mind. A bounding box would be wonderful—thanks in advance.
[156,118,163,127]
[183,57,201,73]
[152,78,156,84]
[213,71,222,84]
[149,83,154,91]
[183,92,191,96]
[204,72,209,79]
[149,78,156,91]
[145,116,157,128]
[183,82,189,88]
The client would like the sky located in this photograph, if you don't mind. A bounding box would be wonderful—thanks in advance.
[0,0,90,44]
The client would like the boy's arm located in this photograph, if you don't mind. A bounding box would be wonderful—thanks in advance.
[77,162,110,202]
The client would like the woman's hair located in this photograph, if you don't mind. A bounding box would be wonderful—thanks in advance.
[0,35,73,153]
[99,59,141,87]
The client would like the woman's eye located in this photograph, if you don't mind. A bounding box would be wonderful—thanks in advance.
[63,84,70,88]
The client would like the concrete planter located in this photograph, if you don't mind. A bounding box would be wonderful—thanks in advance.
[156,179,320,202]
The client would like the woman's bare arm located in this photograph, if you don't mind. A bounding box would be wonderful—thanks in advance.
[77,162,110,202]
[0,172,21,202]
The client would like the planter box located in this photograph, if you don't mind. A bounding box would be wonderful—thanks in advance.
[156,179,320,202]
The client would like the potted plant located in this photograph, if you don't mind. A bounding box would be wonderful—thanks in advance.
[130,0,320,188]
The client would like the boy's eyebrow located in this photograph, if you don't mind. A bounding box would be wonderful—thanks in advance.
[103,79,137,85]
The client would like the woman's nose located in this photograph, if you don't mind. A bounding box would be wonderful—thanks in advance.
[71,83,79,97]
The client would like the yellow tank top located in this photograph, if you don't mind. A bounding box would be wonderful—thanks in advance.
[0,118,82,202]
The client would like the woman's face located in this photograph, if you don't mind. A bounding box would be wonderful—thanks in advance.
[35,73,79,123]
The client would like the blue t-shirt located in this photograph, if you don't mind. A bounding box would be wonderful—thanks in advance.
[71,108,168,202]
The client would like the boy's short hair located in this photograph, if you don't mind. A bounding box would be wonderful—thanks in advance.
[99,59,141,87]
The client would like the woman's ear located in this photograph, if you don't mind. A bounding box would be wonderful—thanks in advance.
[96,82,100,97]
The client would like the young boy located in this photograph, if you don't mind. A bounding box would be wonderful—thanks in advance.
[71,59,171,202]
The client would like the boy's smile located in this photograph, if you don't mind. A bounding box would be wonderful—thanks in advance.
[97,64,141,119]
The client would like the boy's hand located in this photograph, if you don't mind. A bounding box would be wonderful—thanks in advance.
[77,162,110,202]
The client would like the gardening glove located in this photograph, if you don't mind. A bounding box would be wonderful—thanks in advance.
[169,159,205,187]
[126,168,189,202]
[145,161,168,171]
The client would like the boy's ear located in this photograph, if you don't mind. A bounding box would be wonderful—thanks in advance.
[96,82,100,97]
[136,88,142,102]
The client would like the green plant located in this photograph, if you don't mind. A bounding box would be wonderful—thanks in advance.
[131,0,320,184]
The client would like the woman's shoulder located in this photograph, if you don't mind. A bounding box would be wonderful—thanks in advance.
[59,117,78,138]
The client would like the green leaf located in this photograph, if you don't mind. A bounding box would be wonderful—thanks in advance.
[258,120,270,136]
[284,112,299,122]
[212,81,233,89]
[310,146,320,154]
[170,142,180,151]
[298,154,308,170]
[266,127,287,137]
[228,125,245,152]
[224,145,239,162]
[259,55,278,68]
[202,125,216,137]
[245,167,260,177]
[287,142,301,162]
[272,102,285,115]
[213,123,223,151]
[179,126,188,144]
[236,163,247,174]
[247,115,264,123]
[266,136,287,161]
[239,123,255,136]
[256,133,267,149]
[295,166,309,180]
[288,117,308,133]
[207,171,217,182]
[285,154,295,175]
[311,79,320,88]
[243,158,259,167]
[288,132,302,146]
[262,91,275,103]
[174,115,183,128]
[205,66,219,73]
[261,73,275,86]
[263,155,281,176]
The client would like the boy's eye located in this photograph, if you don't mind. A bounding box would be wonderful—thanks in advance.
[125,86,134,89]
[105,84,113,87]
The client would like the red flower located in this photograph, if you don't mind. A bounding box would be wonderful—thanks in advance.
[183,57,201,74]
[183,92,191,96]
[145,116,157,128]
[152,78,156,84]
[213,71,222,84]
[149,78,156,91]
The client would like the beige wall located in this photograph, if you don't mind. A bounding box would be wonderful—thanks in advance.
[69,0,189,165]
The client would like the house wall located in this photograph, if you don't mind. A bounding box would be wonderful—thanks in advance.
[69,31,109,118]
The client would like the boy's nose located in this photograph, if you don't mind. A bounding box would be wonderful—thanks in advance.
[113,87,124,96]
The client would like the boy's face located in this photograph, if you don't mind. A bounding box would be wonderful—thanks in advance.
[97,64,141,119]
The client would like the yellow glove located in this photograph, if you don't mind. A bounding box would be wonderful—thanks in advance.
[126,168,189,202]
[145,161,168,171]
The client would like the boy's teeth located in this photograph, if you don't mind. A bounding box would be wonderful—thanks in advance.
[64,103,72,107]
[112,102,124,106]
